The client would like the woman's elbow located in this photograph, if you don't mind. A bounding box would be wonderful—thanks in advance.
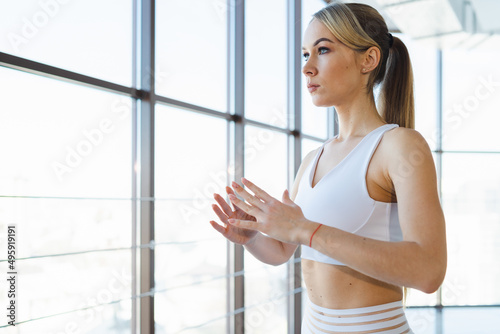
[418,258,447,294]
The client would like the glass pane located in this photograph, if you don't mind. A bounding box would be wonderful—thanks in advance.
[301,0,328,139]
[154,104,227,215]
[1,251,131,332]
[12,301,131,334]
[154,105,227,333]
[441,153,500,305]
[244,0,287,127]
[0,67,132,199]
[156,0,227,112]
[154,278,226,334]
[405,307,440,334]
[301,0,324,36]
[244,126,288,199]
[244,126,288,332]
[0,0,132,85]
[405,288,437,307]
[442,307,500,333]
[442,49,500,151]
[400,35,439,150]
[0,198,130,258]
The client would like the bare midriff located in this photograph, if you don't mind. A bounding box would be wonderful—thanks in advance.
[301,258,403,309]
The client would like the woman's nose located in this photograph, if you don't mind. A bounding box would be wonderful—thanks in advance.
[302,60,317,77]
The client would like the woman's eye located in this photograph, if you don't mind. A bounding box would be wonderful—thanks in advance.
[302,47,328,61]
[318,47,329,55]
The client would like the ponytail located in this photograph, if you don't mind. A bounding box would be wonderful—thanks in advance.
[313,2,415,129]
[380,36,415,129]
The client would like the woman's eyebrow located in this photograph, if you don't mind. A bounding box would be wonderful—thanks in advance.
[302,37,335,50]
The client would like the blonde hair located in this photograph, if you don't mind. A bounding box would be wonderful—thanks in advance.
[313,2,415,129]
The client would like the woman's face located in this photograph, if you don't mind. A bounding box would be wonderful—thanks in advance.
[302,19,364,108]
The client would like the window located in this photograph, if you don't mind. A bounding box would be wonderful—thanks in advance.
[245,0,288,127]
[5,1,497,333]
[0,0,133,85]
[154,106,228,332]
[155,0,227,112]
[441,49,500,306]
[0,66,132,332]
[244,126,288,332]
[0,1,326,332]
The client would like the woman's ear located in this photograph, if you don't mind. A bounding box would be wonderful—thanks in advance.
[360,46,380,74]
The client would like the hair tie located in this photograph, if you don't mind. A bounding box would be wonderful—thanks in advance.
[387,33,394,48]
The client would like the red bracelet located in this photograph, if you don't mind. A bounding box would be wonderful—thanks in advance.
[309,224,323,247]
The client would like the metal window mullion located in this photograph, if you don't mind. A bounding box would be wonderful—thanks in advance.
[287,1,302,333]
[434,48,445,334]
[330,107,338,138]
[139,0,155,333]
[155,94,233,120]
[131,0,140,332]
[229,0,246,333]
[436,49,443,311]
[0,51,137,97]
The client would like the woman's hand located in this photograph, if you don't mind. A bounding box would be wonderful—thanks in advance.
[210,186,259,245]
[226,177,312,245]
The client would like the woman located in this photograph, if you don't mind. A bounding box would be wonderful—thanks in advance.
[210,2,446,333]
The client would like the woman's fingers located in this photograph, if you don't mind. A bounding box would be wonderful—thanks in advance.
[225,187,242,211]
[214,192,233,217]
[226,186,236,196]
[228,193,257,216]
[228,218,260,231]
[212,204,229,224]
[241,178,275,203]
[231,181,265,210]
[209,220,227,235]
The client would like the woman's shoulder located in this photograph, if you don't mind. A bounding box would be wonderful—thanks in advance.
[380,126,434,179]
[383,126,430,153]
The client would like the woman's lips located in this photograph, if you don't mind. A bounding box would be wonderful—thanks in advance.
[307,83,320,93]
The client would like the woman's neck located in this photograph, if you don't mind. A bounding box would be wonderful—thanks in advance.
[334,95,385,141]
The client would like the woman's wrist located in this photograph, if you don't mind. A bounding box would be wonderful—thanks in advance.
[295,219,321,246]
[243,232,260,247]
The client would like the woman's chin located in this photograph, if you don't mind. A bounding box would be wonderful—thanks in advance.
[310,96,334,108]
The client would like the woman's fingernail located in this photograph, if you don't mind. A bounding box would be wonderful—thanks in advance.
[232,181,239,189]
[229,194,236,200]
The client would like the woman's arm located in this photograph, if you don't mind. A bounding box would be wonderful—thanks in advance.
[211,149,318,266]
[228,129,447,293]
[244,149,319,265]
[300,129,447,292]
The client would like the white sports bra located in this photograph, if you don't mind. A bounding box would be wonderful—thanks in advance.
[295,124,403,266]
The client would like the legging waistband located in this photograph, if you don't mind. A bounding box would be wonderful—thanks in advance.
[302,296,413,333]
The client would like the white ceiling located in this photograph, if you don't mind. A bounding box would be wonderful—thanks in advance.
[326,0,500,50]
